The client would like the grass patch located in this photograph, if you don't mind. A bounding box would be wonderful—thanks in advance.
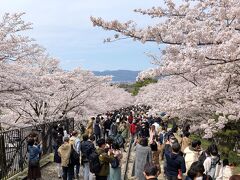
[233,165,240,175]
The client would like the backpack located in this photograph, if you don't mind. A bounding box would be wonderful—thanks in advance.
[81,141,95,164]
[198,151,207,165]
[110,157,120,168]
[114,135,125,148]
[206,157,220,179]
[89,150,101,174]
[69,145,80,165]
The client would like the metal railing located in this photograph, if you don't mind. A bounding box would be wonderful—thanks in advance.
[0,118,74,180]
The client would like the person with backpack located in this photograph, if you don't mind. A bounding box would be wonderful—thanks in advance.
[93,138,114,180]
[58,137,74,180]
[69,130,81,178]
[81,134,96,180]
[109,142,123,180]
[114,131,125,150]
[203,144,222,179]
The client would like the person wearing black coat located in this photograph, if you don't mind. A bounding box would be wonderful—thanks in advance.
[52,126,64,178]
[103,118,112,139]
[164,142,186,180]
[139,123,150,138]
[81,134,96,180]
[94,119,101,140]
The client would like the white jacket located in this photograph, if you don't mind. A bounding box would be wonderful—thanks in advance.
[184,146,199,171]
[217,165,232,180]
[203,156,223,179]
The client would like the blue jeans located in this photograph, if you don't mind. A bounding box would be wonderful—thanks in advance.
[83,162,90,180]
[62,165,74,180]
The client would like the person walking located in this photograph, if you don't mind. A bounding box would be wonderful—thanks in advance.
[110,120,118,137]
[94,119,101,140]
[58,137,74,180]
[95,138,114,180]
[109,142,123,180]
[185,161,212,180]
[143,163,160,180]
[220,159,232,180]
[103,117,112,139]
[130,120,137,142]
[150,140,161,175]
[81,134,95,180]
[164,142,186,180]
[203,144,222,179]
[27,138,42,180]
[69,130,81,178]
[86,117,94,137]
[181,131,191,152]
[134,138,152,180]
[184,140,202,172]
[53,131,63,178]
[149,124,157,144]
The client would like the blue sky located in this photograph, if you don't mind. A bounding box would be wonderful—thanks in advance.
[0,0,164,71]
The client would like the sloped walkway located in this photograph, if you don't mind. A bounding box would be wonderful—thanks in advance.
[41,143,165,180]
[40,147,130,180]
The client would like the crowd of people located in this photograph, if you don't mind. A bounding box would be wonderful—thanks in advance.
[26,106,240,180]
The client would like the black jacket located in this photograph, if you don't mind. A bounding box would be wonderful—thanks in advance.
[103,119,112,130]
[165,149,186,177]
[94,123,101,135]
[80,140,95,163]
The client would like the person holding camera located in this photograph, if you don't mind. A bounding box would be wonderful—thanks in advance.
[27,136,42,180]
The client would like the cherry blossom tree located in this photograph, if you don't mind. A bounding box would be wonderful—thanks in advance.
[91,0,240,136]
[0,13,133,128]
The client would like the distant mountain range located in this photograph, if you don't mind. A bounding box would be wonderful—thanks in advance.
[93,70,140,83]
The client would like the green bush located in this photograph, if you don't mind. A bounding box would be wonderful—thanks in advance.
[228,151,240,166]
[131,78,157,96]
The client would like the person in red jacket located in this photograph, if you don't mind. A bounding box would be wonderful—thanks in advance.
[128,114,133,124]
[130,120,137,142]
